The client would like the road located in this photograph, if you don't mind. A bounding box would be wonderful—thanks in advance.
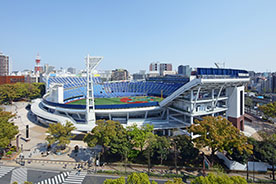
[0,166,168,184]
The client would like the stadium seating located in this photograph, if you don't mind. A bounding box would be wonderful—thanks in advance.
[48,76,189,101]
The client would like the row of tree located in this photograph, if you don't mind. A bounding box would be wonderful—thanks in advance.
[80,116,253,173]
[0,108,19,153]
[103,172,247,184]
[0,82,45,104]
[82,120,199,173]
[45,116,253,174]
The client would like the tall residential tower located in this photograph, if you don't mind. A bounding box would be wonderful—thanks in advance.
[0,52,9,76]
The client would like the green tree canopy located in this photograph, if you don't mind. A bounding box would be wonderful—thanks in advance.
[83,120,129,162]
[259,102,276,118]
[165,178,185,184]
[104,177,125,184]
[143,133,157,173]
[154,136,171,165]
[253,132,276,180]
[0,84,16,104]
[0,108,19,148]
[191,173,247,184]
[174,135,199,165]
[189,116,253,164]
[46,121,76,150]
[127,124,154,152]
[0,82,43,104]
[127,172,151,184]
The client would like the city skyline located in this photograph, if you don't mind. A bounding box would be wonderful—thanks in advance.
[1,0,276,73]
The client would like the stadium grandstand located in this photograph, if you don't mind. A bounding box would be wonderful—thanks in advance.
[31,55,249,135]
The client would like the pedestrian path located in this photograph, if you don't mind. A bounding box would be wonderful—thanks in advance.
[0,166,14,179]
[10,167,28,184]
[36,171,69,184]
[62,170,87,184]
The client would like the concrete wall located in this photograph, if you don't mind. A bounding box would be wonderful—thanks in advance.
[226,86,245,130]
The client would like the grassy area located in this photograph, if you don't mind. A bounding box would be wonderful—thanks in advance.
[68,96,162,105]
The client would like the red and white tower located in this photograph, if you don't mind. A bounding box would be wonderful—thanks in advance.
[34,53,43,73]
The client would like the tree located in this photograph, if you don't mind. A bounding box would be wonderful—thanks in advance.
[165,178,185,184]
[154,136,170,165]
[46,121,76,150]
[143,133,157,173]
[104,177,125,184]
[189,116,253,164]
[259,102,276,119]
[0,108,19,149]
[253,133,276,180]
[127,172,151,184]
[0,83,43,105]
[127,124,154,152]
[0,84,16,104]
[32,83,46,97]
[84,120,128,162]
[174,135,199,165]
[191,173,247,184]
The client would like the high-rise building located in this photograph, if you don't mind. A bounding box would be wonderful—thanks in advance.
[0,52,9,76]
[67,67,76,74]
[111,69,129,81]
[98,70,112,81]
[272,73,276,93]
[149,62,172,76]
[44,64,55,74]
[178,65,191,77]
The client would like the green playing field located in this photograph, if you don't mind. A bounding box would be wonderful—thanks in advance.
[67,96,162,105]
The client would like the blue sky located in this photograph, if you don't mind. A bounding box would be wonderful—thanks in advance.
[0,0,276,73]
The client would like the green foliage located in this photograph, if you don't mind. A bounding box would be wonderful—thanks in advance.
[259,102,276,118]
[84,120,129,160]
[245,97,253,107]
[0,82,43,104]
[189,116,253,163]
[253,132,276,179]
[127,124,154,152]
[174,135,199,164]
[32,83,46,97]
[0,109,19,148]
[154,136,171,165]
[84,120,122,148]
[165,178,185,184]
[191,173,247,184]
[127,172,151,184]
[143,133,157,172]
[0,84,16,104]
[46,121,76,149]
[104,176,126,184]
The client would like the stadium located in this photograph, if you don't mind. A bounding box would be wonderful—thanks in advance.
[31,55,250,135]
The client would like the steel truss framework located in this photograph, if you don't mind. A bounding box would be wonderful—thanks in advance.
[86,54,103,125]
[164,79,248,131]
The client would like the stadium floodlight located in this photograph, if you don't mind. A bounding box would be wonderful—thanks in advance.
[86,54,103,126]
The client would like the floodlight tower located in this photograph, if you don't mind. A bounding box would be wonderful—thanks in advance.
[86,54,103,126]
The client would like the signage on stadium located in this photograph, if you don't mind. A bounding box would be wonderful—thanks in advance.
[238,73,249,77]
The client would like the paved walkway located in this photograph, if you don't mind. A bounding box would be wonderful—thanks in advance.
[1,102,95,163]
